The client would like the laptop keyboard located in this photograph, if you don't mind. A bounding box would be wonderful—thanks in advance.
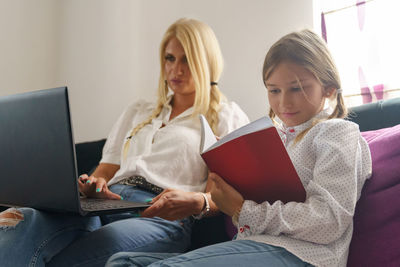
[80,198,146,211]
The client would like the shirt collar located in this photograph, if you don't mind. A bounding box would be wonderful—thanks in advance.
[278,108,331,136]
[160,93,194,124]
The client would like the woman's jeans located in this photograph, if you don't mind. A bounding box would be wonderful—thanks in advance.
[106,240,313,267]
[0,185,193,267]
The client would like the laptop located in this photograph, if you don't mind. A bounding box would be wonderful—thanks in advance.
[0,87,150,216]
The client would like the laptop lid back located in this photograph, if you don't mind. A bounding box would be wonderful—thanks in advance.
[0,87,81,213]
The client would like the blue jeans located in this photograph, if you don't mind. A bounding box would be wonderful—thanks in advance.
[0,185,193,267]
[106,240,313,267]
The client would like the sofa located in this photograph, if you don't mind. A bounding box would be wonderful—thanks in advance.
[2,97,397,265]
[74,97,400,266]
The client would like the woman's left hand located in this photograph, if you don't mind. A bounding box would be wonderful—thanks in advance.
[209,172,244,217]
[140,188,204,221]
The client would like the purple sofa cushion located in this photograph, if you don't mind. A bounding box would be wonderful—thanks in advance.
[347,124,400,267]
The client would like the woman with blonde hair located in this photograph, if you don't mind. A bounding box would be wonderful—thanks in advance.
[106,29,371,267]
[0,18,248,267]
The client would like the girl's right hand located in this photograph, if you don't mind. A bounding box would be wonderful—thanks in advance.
[78,174,122,200]
[209,172,244,217]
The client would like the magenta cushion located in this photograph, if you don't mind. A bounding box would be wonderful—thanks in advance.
[347,124,400,267]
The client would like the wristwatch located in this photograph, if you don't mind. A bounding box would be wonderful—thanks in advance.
[192,193,210,220]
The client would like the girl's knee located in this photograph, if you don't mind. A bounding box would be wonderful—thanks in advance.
[106,252,175,267]
[0,208,24,229]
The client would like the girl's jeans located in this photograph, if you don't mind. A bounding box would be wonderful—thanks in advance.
[0,184,193,267]
[106,240,313,267]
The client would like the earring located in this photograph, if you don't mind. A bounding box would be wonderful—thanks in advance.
[325,89,334,97]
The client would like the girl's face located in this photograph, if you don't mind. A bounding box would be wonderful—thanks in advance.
[265,61,328,127]
[164,37,196,100]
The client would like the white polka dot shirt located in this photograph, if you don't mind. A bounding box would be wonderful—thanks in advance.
[236,110,372,267]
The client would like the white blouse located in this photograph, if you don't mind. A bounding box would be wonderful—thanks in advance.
[236,111,372,267]
[101,97,249,193]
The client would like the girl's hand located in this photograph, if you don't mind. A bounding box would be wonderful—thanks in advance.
[209,172,244,217]
[141,188,204,221]
[78,174,122,200]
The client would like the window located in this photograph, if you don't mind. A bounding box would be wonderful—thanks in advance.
[315,0,400,106]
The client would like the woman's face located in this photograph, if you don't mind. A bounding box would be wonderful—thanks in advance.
[265,61,327,127]
[164,37,195,99]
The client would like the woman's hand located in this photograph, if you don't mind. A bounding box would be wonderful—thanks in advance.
[78,174,122,200]
[141,188,204,221]
[209,172,244,217]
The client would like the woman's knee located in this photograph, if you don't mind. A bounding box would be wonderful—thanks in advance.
[0,208,24,228]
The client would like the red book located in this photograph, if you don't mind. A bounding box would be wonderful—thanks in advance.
[200,115,306,204]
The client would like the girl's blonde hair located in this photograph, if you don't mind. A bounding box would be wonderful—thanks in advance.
[123,18,226,157]
[262,29,347,142]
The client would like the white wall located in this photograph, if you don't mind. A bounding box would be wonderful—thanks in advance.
[0,0,60,94]
[0,0,314,142]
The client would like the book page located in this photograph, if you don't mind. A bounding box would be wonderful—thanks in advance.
[199,114,217,153]
[204,116,274,153]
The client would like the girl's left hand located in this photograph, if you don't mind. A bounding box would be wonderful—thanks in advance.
[141,189,204,221]
[209,172,244,217]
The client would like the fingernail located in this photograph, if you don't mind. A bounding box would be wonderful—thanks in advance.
[121,196,124,200]
[96,188,101,192]
[86,180,90,184]
[145,198,153,203]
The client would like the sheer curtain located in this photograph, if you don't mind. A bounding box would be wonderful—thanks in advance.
[319,0,400,106]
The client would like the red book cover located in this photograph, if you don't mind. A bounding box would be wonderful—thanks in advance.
[200,115,306,204]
